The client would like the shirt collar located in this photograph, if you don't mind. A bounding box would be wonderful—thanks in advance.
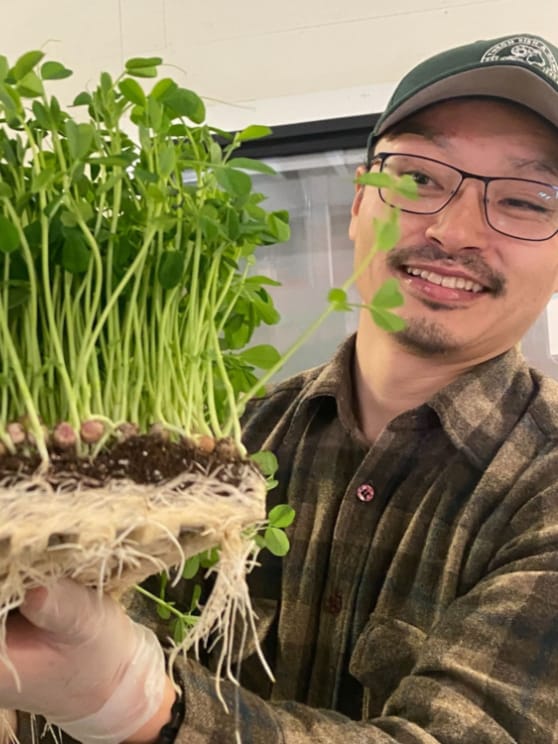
[305,334,534,468]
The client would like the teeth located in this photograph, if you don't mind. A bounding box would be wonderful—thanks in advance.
[405,266,483,293]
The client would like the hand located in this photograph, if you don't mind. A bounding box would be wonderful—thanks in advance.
[0,578,169,743]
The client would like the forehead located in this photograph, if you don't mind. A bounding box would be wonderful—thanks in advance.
[389,97,556,134]
[379,98,558,176]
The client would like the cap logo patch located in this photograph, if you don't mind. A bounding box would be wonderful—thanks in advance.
[481,36,558,83]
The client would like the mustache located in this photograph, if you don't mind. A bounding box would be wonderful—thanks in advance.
[386,245,506,296]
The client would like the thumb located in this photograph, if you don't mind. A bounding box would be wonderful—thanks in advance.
[20,579,97,639]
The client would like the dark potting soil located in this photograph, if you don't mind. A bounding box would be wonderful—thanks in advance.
[0,435,255,490]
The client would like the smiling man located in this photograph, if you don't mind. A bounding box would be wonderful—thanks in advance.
[5,32,558,744]
[349,96,558,440]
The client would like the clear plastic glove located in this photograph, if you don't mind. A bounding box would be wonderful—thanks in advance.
[0,578,168,744]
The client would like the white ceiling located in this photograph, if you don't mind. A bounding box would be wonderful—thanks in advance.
[3,0,557,128]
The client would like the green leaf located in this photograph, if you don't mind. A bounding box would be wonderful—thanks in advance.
[146,183,166,204]
[215,167,252,198]
[147,97,163,131]
[6,284,30,310]
[11,50,44,81]
[151,215,177,231]
[182,554,200,579]
[264,526,290,557]
[32,100,51,129]
[245,274,281,287]
[0,56,9,82]
[150,77,176,100]
[268,504,295,529]
[172,618,186,644]
[356,171,395,189]
[371,278,404,309]
[161,87,205,123]
[209,141,222,164]
[370,307,406,333]
[74,198,94,224]
[0,217,20,253]
[31,166,56,193]
[60,210,78,228]
[199,547,219,568]
[0,182,13,198]
[91,153,135,168]
[158,143,176,178]
[158,251,185,289]
[0,85,21,120]
[65,120,94,160]
[41,61,72,80]
[17,71,43,98]
[373,213,400,252]
[73,91,92,107]
[156,602,172,620]
[226,157,276,175]
[328,288,348,307]
[125,56,163,70]
[189,583,202,611]
[250,450,278,477]
[241,344,281,369]
[394,174,418,199]
[62,231,90,273]
[118,77,145,106]
[134,167,158,184]
[127,66,158,79]
[253,534,266,549]
[237,124,272,142]
[266,212,290,243]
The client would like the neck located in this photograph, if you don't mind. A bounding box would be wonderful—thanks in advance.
[353,314,475,443]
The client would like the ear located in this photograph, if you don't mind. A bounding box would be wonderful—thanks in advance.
[351,165,367,215]
[349,165,367,240]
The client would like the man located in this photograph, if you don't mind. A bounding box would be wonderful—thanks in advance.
[4,32,558,744]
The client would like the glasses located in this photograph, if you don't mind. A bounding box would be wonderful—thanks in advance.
[370,152,558,242]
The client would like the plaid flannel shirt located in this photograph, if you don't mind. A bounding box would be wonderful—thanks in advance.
[17,335,558,743]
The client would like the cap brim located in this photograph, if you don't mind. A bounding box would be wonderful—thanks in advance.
[375,65,558,139]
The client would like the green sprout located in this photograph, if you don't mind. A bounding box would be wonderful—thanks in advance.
[0,51,290,461]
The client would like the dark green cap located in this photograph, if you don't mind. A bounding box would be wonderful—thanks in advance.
[369,34,558,149]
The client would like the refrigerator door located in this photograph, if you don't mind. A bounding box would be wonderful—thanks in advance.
[251,150,360,380]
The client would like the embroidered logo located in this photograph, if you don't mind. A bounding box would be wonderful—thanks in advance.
[481,36,558,83]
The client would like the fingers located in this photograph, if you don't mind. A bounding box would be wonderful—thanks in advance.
[19,579,101,639]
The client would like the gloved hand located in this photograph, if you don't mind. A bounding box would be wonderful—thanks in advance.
[0,578,168,744]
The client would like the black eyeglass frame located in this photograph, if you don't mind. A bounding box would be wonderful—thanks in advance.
[370,151,558,243]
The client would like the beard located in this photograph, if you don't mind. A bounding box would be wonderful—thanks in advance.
[394,316,461,356]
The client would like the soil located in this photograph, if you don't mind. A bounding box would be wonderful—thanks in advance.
[0,434,256,490]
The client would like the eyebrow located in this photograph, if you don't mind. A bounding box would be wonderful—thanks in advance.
[382,128,558,182]
[383,122,449,145]
[510,158,558,182]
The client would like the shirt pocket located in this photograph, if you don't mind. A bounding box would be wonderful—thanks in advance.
[349,612,427,717]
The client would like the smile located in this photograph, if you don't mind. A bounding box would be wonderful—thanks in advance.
[404,266,485,293]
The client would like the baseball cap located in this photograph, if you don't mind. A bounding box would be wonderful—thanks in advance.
[369,34,558,149]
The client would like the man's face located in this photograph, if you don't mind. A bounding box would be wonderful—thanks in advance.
[349,98,558,361]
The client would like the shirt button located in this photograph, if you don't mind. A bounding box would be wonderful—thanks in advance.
[356,483,375,502]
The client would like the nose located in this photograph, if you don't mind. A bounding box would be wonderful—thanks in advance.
[425,177,491,254]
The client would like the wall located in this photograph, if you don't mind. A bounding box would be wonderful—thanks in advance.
[3,0,557,129]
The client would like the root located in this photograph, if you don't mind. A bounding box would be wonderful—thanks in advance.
[0,465,267,703]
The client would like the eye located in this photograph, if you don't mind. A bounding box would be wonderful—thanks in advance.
[501,197,551,214]
[405,169,432,186]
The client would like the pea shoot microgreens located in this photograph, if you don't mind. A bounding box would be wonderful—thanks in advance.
[0,50,415,635]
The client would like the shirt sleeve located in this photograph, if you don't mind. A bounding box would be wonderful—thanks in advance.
[173,484,558,744]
